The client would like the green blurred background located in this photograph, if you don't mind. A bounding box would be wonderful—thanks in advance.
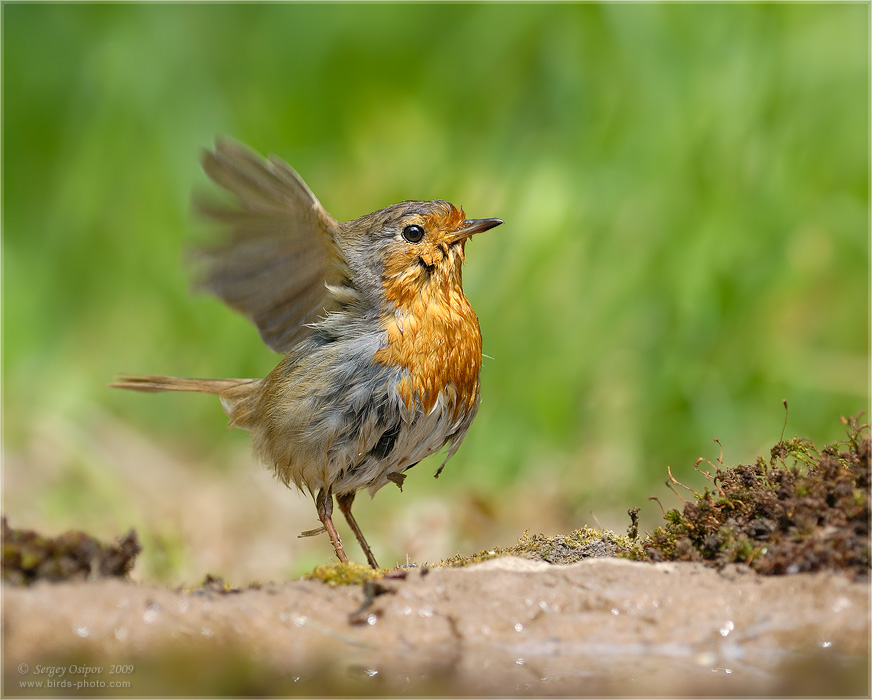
[3,3,868,582]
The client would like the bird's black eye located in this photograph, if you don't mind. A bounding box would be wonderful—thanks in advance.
[402,224,425,243]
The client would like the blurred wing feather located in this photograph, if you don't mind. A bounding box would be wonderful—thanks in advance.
[194,137,344,353]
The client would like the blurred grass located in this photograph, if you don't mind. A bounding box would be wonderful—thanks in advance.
[3,4,868,581]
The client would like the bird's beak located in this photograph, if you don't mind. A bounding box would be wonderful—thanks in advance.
[449,218,503,244]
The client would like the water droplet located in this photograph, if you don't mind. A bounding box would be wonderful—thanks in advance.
[610,608,620,616]
[364,668,378,677]
[719,620,734,637]
[514,622,524,633]
[832,597,851,613]
[366,613,378,626]
[143,602,160,623]
[820,640,833,648]
[402,606,413,616]
[515,658,525,666]
[417,607,433,618]
[75,626,90,638]
[695,651,716,666]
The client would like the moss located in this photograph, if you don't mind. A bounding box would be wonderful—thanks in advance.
[434,545,510,568]
[305,561,386,586]
[634,414,870,579]
[1,517,141,586]
[433,526,644,568]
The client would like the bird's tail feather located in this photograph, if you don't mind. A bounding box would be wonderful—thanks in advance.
[111,375,254,394]
[111,375,261,428]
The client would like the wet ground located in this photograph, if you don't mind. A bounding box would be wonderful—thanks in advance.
[3,556,868,696]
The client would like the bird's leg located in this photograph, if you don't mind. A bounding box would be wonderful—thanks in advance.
[315,488,348,564]
[336,491,380,569]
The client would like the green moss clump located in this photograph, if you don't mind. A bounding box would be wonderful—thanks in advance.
[636,415,870,578]
[433,546,511,568]
[304,561,385,586]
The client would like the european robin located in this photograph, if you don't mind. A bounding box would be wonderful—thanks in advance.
[113,137,502,569]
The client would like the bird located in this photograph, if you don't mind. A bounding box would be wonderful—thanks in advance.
[113,137,502,569]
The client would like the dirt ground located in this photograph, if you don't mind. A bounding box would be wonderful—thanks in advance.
[3,556,869,697]
[4,418,868,695]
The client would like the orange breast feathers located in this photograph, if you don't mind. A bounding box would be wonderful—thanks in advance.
[374,234,482,419]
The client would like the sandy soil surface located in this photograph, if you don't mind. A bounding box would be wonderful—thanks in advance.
[3,557,868,697]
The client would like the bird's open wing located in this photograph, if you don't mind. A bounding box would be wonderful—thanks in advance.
[194,137,345,353]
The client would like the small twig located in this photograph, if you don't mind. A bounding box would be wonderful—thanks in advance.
[695,455,721,472]
[589,510,604,530]
[664,481,686,504]
[648,496,666,516]
[693,463,726,497]
[349,578,395,625]
[666,466,697,500]
[780,399,789,443]
[713,437,725,465]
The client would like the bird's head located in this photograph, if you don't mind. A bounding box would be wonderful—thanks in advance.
[338,200,502,311]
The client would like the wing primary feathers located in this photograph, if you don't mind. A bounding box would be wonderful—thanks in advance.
[191,137,346,353]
